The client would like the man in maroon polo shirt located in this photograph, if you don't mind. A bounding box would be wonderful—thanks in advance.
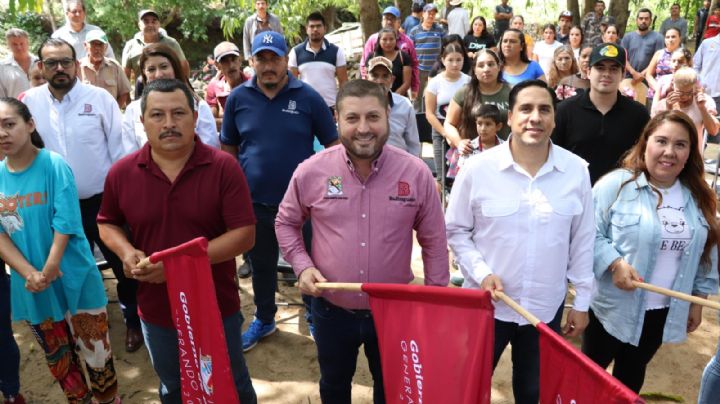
[97,78,257,403]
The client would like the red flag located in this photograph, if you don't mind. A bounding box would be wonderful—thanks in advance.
[362,283,494,404]
[538,323,644,404]
[150,237,239,403]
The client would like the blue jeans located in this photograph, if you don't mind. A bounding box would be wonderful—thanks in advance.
[699,335,720,404]
[312,297,385,404]
[141,312,256,404]
[0,269,20,398]
[492,304,564,404]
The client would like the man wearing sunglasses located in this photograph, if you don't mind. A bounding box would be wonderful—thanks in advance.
[20,38,141,353]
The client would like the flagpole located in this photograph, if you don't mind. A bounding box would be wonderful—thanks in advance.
[632,281,720,310]
[494,291,541,326]
[315,282,363,291]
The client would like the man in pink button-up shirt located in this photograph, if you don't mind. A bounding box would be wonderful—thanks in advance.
[275,79,448,403]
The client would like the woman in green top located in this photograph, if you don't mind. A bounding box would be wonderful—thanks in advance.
[444,48,512,147]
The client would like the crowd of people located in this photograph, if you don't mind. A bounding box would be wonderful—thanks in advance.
[1,0,720,403]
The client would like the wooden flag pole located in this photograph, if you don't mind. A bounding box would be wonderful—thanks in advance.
[494,291,541,326]
[633,281,720,310]
[315,282,363,292]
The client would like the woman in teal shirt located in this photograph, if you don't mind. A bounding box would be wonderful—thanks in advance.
[584,110,719,393]
[0,98,119,403]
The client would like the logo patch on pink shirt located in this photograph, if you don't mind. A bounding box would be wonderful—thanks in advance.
[397,181,410,197]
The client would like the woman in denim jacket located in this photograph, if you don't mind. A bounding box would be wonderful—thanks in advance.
[583,110,719,393]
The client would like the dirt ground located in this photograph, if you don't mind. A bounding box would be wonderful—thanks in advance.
[11,249,720,403]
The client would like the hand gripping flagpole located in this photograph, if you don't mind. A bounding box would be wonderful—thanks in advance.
[493,291,541,326]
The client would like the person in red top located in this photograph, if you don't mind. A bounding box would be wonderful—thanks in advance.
[97,79,257,403]
[704,5,720,39]
[205,41,247,131]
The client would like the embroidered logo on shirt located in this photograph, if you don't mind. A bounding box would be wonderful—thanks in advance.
[282,99,299,115]
[389,181,416,203]
[324,176,348,200]
[78,103,96,116]
[397,181,410,196]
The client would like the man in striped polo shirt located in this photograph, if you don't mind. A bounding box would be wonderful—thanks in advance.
[408,3,446,111]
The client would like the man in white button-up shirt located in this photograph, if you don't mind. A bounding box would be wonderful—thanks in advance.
[21,38,143,353]
[446,79,595,403]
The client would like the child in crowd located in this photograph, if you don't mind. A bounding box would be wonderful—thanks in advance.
[447,104,504,287]
[446,104,504,179]
[0,97,119,404]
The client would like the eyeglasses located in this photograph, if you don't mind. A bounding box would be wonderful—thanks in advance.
[42,58,74,70]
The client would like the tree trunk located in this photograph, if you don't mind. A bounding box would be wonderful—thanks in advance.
[568,0,581,26]
[321,6,338,32]
[397,0,413,22]
[359,0,381,42]
[609,0,630,37]
[583,0,595,18]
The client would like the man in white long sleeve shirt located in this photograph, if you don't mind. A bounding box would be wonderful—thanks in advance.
[22,38,142,352]
[445,79,595,404]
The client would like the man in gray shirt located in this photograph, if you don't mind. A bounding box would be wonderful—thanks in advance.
[366,56,421,156]
[243,0,283,65]
[621,8,664,82]
[660,3,689,42]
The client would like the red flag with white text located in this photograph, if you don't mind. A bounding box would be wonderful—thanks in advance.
[538,323,644,404]
[151,237,239,403]
[362,284,494,404]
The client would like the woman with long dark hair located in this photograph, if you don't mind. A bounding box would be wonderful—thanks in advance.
[498,28,545,86]
[0,97,119,403]
[368,28,412,95]
[122,43,219,150]
[584,110,720,393]
[464,16,496,59]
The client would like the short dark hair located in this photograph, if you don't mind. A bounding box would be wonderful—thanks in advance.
[38,37,76,61]
[336,79,388,113]
[472,104,502,124]
[508,79,557,112]
[307,12,325,26]
[595,0,605,5]
[66,0,85,11]
[141,79,195,116]
[637,8,652,18]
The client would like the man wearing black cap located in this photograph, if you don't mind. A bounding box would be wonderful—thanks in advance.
[552,43,650,184]
[121,9,189,81]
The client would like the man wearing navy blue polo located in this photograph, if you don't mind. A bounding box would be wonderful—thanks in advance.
[220,31,339,352]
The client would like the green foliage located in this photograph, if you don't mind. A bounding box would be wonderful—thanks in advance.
[8,0,43,15]
[84,0,222,42]
[0,11,48,53]
[221,0,359,43]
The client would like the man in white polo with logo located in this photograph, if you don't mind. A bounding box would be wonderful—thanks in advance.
[220,31,338,352]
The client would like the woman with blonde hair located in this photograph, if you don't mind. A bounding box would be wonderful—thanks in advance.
[547,45,579,90]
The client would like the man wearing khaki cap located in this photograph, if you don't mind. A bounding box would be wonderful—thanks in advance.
[206,41,248,129]
[79,30,131,108]
[121,9,188,80]
[366,56,420,156]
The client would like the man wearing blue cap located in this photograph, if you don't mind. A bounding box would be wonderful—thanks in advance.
[361,6,420,99]
[220,31,339,352]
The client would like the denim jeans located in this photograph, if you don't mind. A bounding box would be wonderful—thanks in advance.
[699,335,720,404]
[492,304,564,404]
[312,297,385,404]
[141,312,256,404]
[0,269,20,398]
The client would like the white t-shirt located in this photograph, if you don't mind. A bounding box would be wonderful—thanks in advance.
[425,72,470,120]
[646,181,691,310]
[533,40,563,75]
